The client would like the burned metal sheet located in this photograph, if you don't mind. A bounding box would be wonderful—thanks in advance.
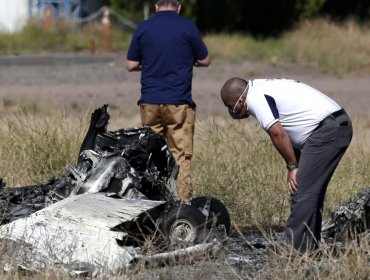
[0,193,165,273]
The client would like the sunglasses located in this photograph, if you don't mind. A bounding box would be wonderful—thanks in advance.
[230,84,249,114]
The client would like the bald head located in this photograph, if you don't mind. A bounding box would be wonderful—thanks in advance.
[220,77,248,106]
[156,0,179,5]
[156,0,181,12]
[156,0,180,8]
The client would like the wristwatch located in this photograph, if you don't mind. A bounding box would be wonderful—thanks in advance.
[286,163,298,172]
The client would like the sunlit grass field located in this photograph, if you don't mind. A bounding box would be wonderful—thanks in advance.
[0,106,369,279]
[204,19,370,74]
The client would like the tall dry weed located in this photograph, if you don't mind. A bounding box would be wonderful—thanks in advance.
[0,106,89,186]
[193,117,370,230]
[204,19,370,74]
[254,233,370,280]
[284,19,370,73]
[193,117,290,230]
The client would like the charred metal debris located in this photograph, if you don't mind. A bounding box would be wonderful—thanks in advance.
[0,104,231,274]
[322,187,370,243]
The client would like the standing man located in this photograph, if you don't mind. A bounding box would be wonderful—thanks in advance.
[126,0,210,202]
[220,77,352,254]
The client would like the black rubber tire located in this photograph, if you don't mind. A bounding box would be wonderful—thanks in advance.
[190,196,231,234]
[161,204,206,246]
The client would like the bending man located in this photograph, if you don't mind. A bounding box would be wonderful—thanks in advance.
[220,77,352,254]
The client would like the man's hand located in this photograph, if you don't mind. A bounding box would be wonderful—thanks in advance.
[287,169,298,194]
[193,56,211,67]
[126,60,142,72]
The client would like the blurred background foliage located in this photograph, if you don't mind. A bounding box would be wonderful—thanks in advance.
[109,0,370,36]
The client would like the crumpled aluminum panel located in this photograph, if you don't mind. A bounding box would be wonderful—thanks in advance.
[0,192,165,273]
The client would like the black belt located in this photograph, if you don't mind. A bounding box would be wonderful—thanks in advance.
[315,109,346,131]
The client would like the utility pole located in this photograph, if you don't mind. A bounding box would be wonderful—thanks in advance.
[101,6,111,53]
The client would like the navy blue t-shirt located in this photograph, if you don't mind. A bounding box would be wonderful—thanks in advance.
[127,11,208,106]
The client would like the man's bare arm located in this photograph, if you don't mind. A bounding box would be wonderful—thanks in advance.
[267,122,298,193]
[267,122,296,165]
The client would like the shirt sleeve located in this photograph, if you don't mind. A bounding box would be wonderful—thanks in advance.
[188,23,208,60]
[248,91,279,131]
[127,27,142,62]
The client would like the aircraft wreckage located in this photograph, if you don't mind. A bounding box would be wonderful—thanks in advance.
[0,105,230,275]
[322,187,370,244]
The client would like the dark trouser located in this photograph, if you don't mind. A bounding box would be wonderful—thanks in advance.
[285,111,352,254]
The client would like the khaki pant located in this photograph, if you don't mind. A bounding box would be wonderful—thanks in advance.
[139,104,195,201]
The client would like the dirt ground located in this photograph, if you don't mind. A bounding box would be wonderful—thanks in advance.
[1,52,369,155]
[1,53,370,122]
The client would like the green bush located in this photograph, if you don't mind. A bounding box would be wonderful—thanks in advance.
[0,21,131,55]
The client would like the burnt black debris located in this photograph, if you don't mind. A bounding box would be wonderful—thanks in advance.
[0,105,179,223]
[0,180,54,224]
[0,105,230,252]
[322,187,370,243]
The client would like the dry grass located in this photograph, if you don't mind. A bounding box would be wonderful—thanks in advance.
[0,106,86,186]
[0,107,368,278]
[192,117,289,230]
[285,19,370,74]
[193,116,370,229]
[0,105,141,187]
[204,19,370,74]
[2,18,370,74]
[0,20,131,55]
[253,233,370,280]
[204,33,287,64]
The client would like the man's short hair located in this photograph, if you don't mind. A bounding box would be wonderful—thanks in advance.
[156,0,180,6]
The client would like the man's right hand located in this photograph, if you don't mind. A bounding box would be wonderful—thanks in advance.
[194,56,211,67]
[126,60,142,72]
[287,168,298,194]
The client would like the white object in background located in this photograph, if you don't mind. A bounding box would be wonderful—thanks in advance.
[0,0,29,33]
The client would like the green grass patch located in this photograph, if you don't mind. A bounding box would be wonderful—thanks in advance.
[204,19,370,74]
[0,20,131,55]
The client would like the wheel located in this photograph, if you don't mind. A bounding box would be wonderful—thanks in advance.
[161,204,206,246]
[190,196,231,234]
